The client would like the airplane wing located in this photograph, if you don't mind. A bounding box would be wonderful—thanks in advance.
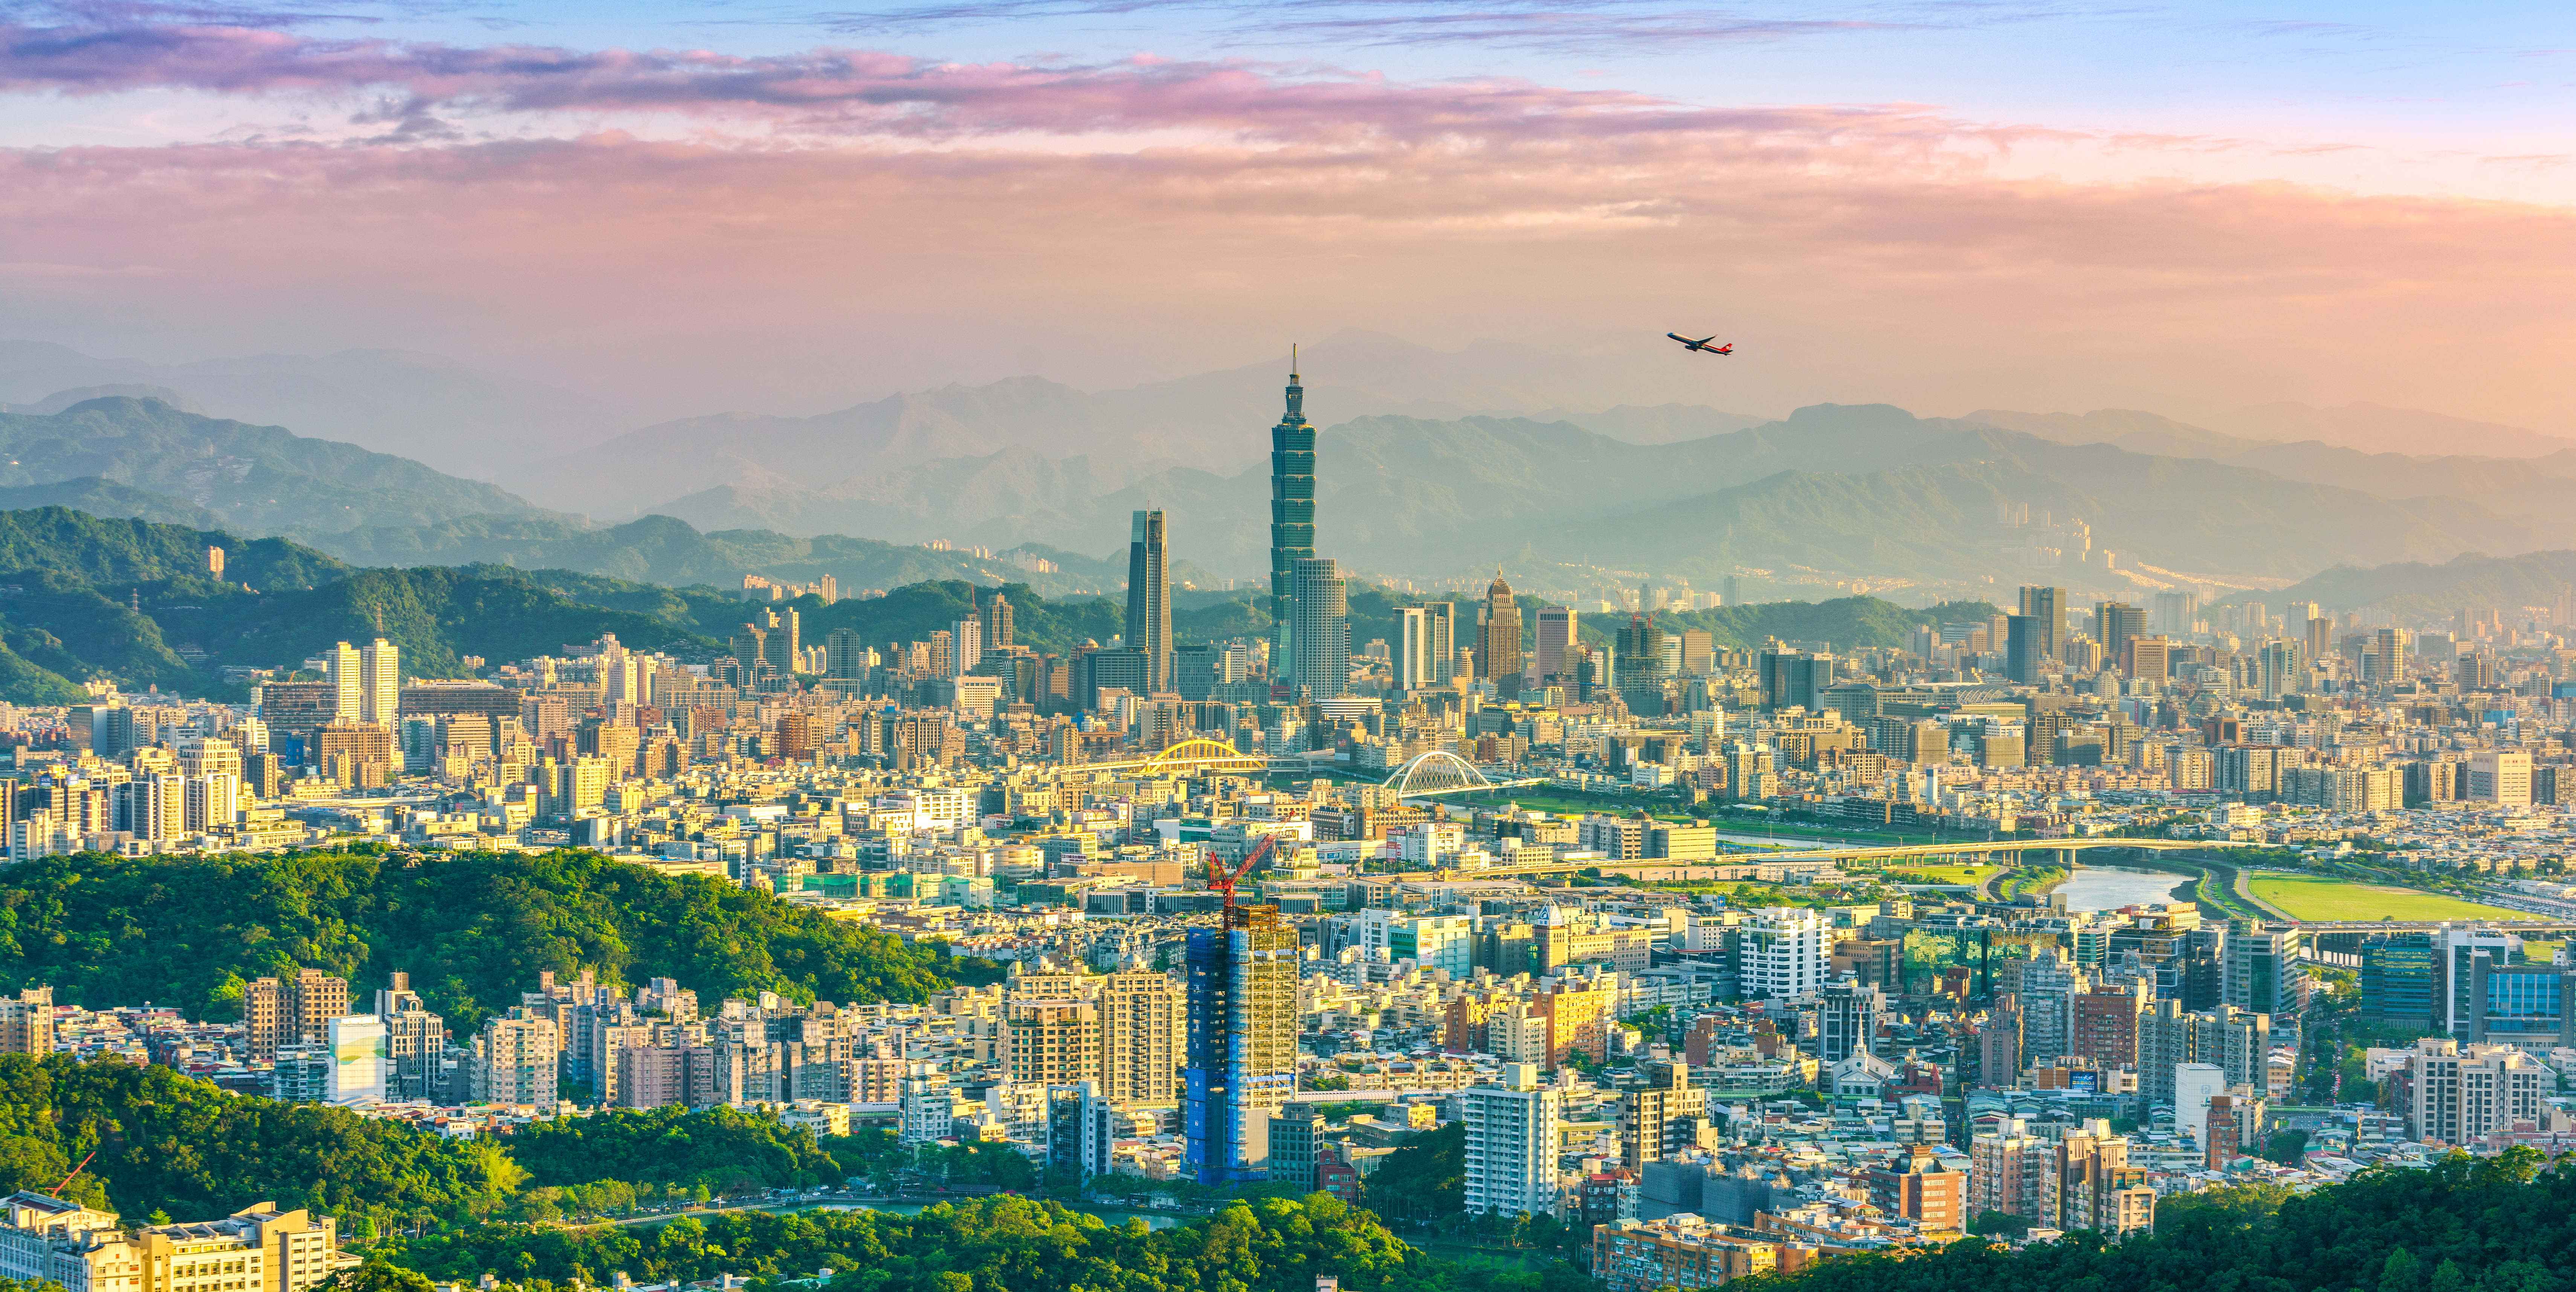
[1693,335,1717,346]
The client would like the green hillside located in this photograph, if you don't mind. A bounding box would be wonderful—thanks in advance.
[0,397,554,534]
[0,848,993,1028]
[302,512,1136,599]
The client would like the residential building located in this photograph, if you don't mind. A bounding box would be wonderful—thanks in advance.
[0,988,54,1056]
[1868,1144,1967,1233]
[472,1008,562,1105]
[2405,1038,2551,1145]
[1183,903,1301,1183]
[1461,1063,1561,1215]
[1741,908,1831,999]
[1101,970,1183,1104]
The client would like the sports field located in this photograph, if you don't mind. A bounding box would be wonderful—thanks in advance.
[2246,874,2527,922]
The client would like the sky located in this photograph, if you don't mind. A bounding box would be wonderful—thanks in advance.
[0,0,2571,429]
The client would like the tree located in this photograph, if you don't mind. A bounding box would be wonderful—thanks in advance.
[1364,1121,1464,1227]
[327,1263,435,1292]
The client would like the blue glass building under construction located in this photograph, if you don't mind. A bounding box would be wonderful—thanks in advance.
[1183,902,1301,1184]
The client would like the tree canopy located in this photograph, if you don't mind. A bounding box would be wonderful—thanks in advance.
[0,848,992,1027]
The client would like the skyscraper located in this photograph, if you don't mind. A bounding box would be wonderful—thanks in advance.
[360,638,399,725]
[950,617,981,678]
[1535,606,1576,682]
[1125,509,1173,693]
[1478,573,1523,698]
[983,591,1015,650]
[1185,902,1300,1184]
[2005,615,2042,683]
[1395,607,1432,692]
[2017,586,2064,663]
[1290,557,1349,700]
[2095,602,2146,668]
[1268,356,1316,682]
[326,641,362,723]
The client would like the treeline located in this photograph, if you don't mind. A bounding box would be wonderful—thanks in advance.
[386,1193,1580,1292]
[1740,1152,2571,1292]
[0,1054,518,1226]
[0,848,997,1028]
[0,1056,848,1231]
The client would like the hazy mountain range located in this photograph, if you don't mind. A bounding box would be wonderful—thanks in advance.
[5,331,2575,613]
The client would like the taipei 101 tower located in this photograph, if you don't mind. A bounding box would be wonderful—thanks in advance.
[1267,350,1315,685]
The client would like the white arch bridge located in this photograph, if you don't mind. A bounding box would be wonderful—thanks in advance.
[1381,751,1550,799]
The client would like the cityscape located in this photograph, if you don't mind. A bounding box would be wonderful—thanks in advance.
[0,7,2573,1292]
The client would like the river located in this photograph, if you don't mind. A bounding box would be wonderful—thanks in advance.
[2053,863,2193,912]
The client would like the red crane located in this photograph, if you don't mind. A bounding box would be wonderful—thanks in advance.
[55,1150,96,1196]
[1206,831,1280,912]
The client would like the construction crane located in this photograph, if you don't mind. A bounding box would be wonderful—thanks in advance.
[1205,831,1280,912]
[55,1150,96,1196]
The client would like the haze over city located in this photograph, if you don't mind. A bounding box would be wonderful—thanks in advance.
[2,9,2576,1292]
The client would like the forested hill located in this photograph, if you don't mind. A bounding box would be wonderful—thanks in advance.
[0,848,996,1028]
[1746,1152,2568,1292]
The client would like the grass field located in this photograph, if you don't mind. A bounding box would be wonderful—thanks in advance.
[2246,874,2527,922]
[1886,863,1993,885]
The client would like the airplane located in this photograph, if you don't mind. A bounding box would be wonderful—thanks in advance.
[1667,333,1733,354]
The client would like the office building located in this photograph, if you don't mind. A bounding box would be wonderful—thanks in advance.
[1184,902,1300,1183]
[2094,602,2146,668]
[1462,1063,1561,1215]
[324,1014,388,1107]
[1290,557,1350,700]
[1397,604,1456,693]
[325,641,362,722]
[2228,926,2303,1018]
[1125,510,1173,693]
[2017,586,2064,662]
[2005,614,2043,684]
[1269,358,1316,680]
[1814,977,1882,1064]
[2469,750,2532,805]
[1268,1111,1324,1192]
[1536,606,1576,681]
[1758,650,1834,712]
[1478,574,1524,697]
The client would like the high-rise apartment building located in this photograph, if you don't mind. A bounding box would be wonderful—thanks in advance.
[1477,574,1524,697]
[1268,359,1316,681]
[2047,1126,2155,1235]
[1124,510,1173,693]
[1462,1063,1561,1215]
[1741,907,1830,999]
[1184,903,1299,1183]
[0,987,54,1055]
[2403,1038,2550,1145]
[359,638,399,725]
[1102,969,1182,1103]
[1007,998,1102,1087]
[244,969,350,1063]
[472,1007,562,1104]
[325,641,362,722]
[1289,557,1349,700]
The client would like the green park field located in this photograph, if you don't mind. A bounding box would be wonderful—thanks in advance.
[1886,863,1992,885]
[2246,873,2527,922]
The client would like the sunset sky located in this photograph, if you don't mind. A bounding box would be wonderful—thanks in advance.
[1,0,2570,430]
